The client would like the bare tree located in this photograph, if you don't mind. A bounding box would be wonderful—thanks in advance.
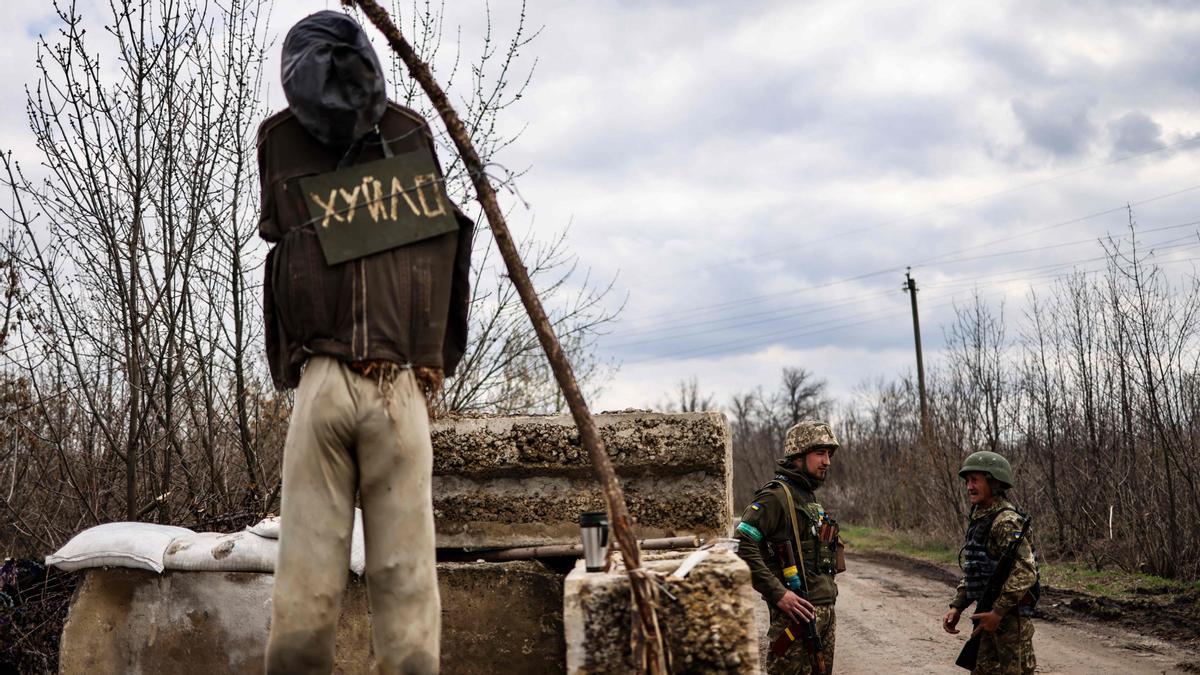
[723,368,830,510]
[830,209,1200,580]
[657,376,716,414]
[0,0,276,553]
[0,0,622,558]
[361,0,621,414]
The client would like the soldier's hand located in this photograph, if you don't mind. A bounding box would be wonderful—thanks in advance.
[970,610,1002,635]
[942,606,962,634]
[776,590,816,623]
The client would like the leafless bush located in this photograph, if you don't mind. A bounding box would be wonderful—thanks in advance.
[833,210,1200,580]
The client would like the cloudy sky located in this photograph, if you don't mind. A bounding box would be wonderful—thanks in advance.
[3,1,1199,412]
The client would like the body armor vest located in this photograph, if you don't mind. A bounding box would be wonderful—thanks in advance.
[959,507,1041,616]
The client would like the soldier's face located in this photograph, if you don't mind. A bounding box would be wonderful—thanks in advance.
[964,472,993,506]
[803,447,832,480]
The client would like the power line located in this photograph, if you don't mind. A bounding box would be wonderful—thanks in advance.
[615,185,1200,325]
[620,136,1200,289]
[608,217,1200,341]
[913,184,1200,266]
[612,237,1200,362]
[915,220,1200,269]
[607,238,1200,353]
[603,288,900,346]
[620,287,1004,366]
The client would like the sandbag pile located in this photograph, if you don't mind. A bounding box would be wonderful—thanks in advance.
[45,509,366,575]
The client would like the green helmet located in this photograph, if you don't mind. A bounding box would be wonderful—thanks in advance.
[958,451,1014,489]
[784,421,839,458]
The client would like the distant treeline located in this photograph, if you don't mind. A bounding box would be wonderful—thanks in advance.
[826,220,1200,581]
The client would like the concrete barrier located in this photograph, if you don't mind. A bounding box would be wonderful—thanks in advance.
[431,411,732,548]
[57,411,734,672]
[562,549,761,674]
[59,561,564,674]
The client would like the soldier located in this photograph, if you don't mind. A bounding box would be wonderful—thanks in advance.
[942,451,1040,675]
[258,11,473,674]
[735,421,844,675]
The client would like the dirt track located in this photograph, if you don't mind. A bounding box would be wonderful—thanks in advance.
[757,552,1200,674]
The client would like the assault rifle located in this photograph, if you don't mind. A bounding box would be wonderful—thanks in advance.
[771,541,827,675]
[955,517,1033,670]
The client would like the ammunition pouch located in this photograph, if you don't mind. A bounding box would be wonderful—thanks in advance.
[796,506,840,576]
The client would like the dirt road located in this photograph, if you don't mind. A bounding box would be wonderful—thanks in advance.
[757,552,1199,674]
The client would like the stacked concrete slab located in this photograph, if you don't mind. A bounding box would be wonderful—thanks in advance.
[430,411,733,547]
[563,549,761,674]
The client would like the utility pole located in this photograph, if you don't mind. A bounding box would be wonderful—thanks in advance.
[904,268,930,437]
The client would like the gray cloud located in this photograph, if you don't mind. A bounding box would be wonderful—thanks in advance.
[1011,93,1097,159]
[1108,111,1164,156]
[7,1,1200,409]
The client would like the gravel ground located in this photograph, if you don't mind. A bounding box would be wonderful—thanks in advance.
[753,551,1200,674]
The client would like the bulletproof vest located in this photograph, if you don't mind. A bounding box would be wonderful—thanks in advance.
[959,507,1041,616]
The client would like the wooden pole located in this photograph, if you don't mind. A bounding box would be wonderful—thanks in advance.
[904,268,930,438]
[340,2,670,671]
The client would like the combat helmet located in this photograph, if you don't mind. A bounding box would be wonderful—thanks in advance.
[784,421,840,458]
[958,451,1014,489]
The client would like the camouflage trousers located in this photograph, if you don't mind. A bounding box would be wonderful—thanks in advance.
[973,611,1035,675]
[765,604,835,675]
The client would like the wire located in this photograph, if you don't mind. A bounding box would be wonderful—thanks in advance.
[913,184,1200,266]
[611,237,1200,361]
[603,287,901,345]
[607,219,1200,340]
[615,186,1200,325]
[620,137,1200,289]
[918,223,1200,268]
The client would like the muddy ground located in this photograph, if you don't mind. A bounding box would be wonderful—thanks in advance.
[756,551,1200,674]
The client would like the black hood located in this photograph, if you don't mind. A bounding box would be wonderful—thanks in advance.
[281,11,388,150]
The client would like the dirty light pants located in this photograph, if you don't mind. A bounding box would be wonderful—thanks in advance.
[266,357,440,674]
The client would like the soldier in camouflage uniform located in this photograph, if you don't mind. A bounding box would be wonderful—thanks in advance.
[735,421,843,675]
[943,451,1040,675]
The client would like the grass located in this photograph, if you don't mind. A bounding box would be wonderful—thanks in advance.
[1038,563,1200,600]
[841,523,1200,601]
[840,524,959,566]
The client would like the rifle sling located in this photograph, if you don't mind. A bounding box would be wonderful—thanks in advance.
[778,482,809,590]
[979,517,1032,612]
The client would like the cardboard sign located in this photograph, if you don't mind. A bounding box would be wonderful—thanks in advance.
[300,149,459,265]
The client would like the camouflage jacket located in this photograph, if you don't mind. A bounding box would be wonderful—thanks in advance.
[734,466,839,606]
[950,498,1038,616]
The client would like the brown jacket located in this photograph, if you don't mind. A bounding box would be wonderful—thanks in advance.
[257,103,473,390]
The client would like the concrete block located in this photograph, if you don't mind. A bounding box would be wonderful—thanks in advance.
[563,549,761,674]
[59,561,564,675]
[438,561,565,674]
[432,411,732,547]
[58,569,372,675]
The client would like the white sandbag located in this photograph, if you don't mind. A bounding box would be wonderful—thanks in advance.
[46,522,195,573]
[241,508,366,575]
[246,515,280,539]
[163,531,278,573]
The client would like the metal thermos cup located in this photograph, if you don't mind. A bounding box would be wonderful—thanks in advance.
[580,511,609,572]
